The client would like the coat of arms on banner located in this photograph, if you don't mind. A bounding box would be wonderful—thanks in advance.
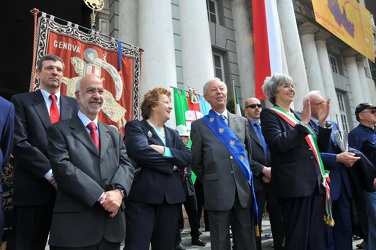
[31,12,142,132]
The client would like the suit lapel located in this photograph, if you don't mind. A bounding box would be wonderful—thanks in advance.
[248,122,262,146]
[71,116,99,156]
[165,127,174,148]
[60,95,75,120]
[98,122,110,158]
[32,90,51,129]
[141,119,164,145]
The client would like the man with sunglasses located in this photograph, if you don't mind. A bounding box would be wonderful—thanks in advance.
[349,102,376,249]
[244,97,284,250]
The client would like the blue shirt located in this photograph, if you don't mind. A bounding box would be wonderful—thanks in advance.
[348,124,376,166]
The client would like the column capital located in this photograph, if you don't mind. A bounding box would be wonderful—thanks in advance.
[343,48,359,57]
[298,21,319,35]
[355,54,365,62]
[315,30,330,41]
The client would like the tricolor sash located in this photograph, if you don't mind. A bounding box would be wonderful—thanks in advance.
[270,106,334,226]
[203,110,260,234]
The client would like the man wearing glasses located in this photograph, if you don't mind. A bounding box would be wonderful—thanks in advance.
[349,102,376,249]
[244,97,284,250]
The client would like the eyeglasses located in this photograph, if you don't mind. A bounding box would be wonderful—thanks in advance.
[313,102,325,106]
[85,88,104,95]
[246,104,262,109]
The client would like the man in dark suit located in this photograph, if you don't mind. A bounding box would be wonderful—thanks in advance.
[11,54,79,249]
[244,97,284,250]
[0,96,14,241]
[46,74,134,249]
[173,125,205,250]
[191,78,257,250]
[306,91,360,250]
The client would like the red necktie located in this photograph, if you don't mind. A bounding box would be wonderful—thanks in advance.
[49,94,60,124]
[87,122,99,151]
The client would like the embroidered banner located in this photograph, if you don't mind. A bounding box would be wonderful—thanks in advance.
[31,12,142,133]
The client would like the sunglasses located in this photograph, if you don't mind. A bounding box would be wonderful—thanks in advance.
[246,104,262,109]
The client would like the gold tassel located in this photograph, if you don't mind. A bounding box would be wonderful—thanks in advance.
[325,219,335,227]
[324,215,335,227]
[255,225,260,237]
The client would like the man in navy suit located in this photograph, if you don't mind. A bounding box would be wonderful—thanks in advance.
[306,91,360,250]
[11,54,79,249]
[245,97,284,250]
[0,96,14,241]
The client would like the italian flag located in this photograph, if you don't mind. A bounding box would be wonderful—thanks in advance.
[173,87,211,183]
[252,0,283,99]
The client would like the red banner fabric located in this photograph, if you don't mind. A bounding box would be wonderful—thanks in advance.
[252,0,270,100]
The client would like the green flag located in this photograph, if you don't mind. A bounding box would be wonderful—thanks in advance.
[174,88,188,126]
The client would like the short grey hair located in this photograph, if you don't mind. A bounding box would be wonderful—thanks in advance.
[75,76,84,92]
[303,90,321,104]
[262,73,293,105]
[203,77,223,95]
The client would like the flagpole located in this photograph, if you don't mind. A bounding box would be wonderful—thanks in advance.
[232,79,237,115]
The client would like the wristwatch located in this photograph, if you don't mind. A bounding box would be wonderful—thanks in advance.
[319,121,333,129]
[117,188,125,198]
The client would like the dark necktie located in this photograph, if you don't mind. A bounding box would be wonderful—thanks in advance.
[87,122,99,151]
[254,122,268,158]
[49,94,60,124]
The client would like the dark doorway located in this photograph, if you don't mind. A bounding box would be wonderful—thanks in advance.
[0,0,91,100]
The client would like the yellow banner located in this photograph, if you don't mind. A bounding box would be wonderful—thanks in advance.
[312,0,374,62]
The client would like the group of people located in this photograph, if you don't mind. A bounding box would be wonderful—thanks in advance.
[0,53,375,250]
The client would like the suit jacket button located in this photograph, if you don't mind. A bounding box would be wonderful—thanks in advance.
[308,148,312,150]
[103,179,108,184]
[230,156,233,159]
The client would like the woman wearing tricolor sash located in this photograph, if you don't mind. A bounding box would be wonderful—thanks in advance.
[260,73,332,250]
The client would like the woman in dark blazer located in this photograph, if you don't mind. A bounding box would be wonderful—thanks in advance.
[124,87,191,250]
[260,73,332,250]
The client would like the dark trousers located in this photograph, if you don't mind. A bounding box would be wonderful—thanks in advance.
[194,180,209,230]
[175,194,200,243]
[125,200,180,250]
[255,183,284,250]
[278,189,325,250]
[15,196,55,250]
[207,194,256,250]
[50,237,120,250]
[326,181,352,250]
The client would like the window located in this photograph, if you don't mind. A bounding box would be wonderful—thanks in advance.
[206,0,217,24]
[213,53,224,81]
[336,92,349,133]
[363,59,371,78]
[329,55,339,74]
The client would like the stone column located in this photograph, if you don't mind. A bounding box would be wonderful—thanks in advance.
[231,0,255,99]
[137,1,177,126]
[180,0,214,91]
[356,55,372,103]
[277,0,309,110]
[97,1,110,36]
[344,49,364,107]
[116,0,138,45]
[299,22,325,96]
[137,1,177,92]
[315,30,342,127]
